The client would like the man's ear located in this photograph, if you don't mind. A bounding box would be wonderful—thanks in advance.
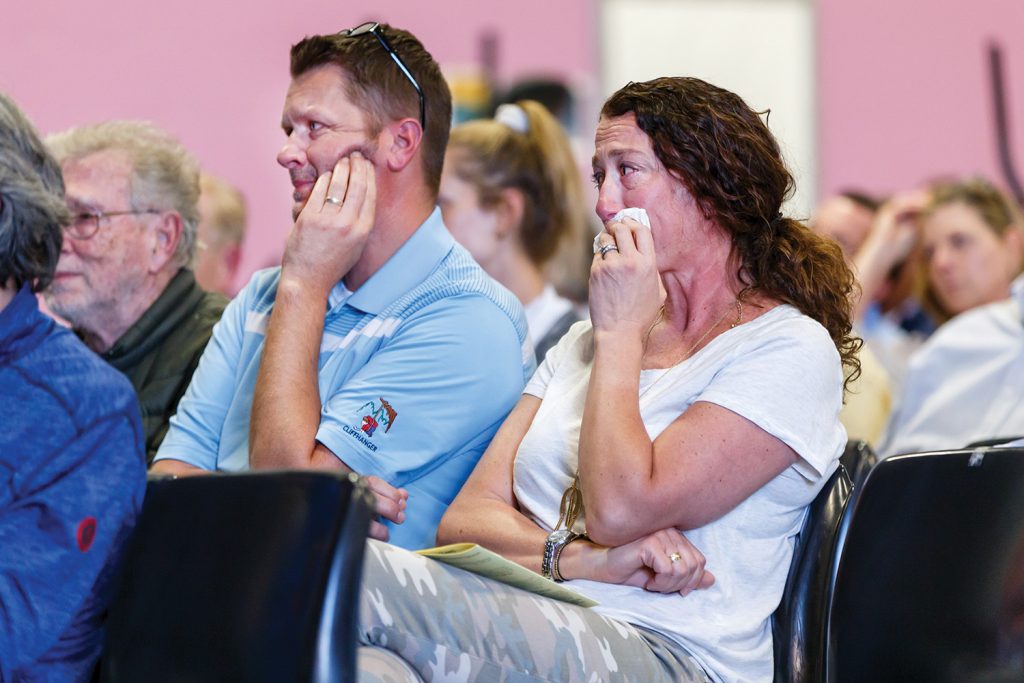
[382,118,422,173]
[150,211,184,273]
[495,187,525,241]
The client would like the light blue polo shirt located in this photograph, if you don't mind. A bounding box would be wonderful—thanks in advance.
[156,208,534,549]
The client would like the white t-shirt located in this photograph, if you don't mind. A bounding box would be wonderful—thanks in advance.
[513,305,845,683]
[880,275,1024,457]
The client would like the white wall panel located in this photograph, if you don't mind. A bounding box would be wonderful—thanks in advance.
[600,0,816,217]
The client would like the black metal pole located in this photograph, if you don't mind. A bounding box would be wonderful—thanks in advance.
[989,42,1024,208]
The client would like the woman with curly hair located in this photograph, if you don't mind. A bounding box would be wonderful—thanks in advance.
[356,76,858,683]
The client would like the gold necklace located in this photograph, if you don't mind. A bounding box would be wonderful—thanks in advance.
[639,298,743,399]
[556,298,743,531]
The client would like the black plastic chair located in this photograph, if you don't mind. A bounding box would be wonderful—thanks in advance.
[965,436,1024,449]
[99,470,375,683]
[839,439,877,488]
[828,447,1024,682]
[773,464,853,683]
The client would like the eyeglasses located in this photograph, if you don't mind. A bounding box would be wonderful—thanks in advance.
[66,208,162,240]
[342,21,426,130]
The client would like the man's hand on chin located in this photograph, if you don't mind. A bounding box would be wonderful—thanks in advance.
[281,152,377,297]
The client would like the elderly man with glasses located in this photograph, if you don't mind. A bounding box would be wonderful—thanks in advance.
[45,121,228,462]
[152,23,532,551]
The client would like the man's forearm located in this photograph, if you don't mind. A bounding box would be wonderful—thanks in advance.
[249,277,329,469]
[149,458,212,476]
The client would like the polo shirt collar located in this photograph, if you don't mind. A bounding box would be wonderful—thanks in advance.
[345,207,453,315]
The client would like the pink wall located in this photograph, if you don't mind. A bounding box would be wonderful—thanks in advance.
[818,0,1024,200]
[0,0,596,291]
[7,0,1022,289]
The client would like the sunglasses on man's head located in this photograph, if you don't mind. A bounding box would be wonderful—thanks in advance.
[342,21,426,130]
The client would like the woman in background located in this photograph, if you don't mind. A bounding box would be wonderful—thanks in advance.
[440,99,587,361]
[918,177,1023,324]
[879,178,1024,455]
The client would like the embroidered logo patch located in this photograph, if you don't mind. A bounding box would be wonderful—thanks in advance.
[359,398,397,437]
[77,517,97,552]
[343,397,398,452]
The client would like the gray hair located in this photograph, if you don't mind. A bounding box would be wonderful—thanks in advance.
[0,92,67,292]
[46,120,200,268]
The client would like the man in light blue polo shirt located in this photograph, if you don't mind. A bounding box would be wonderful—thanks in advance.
[153,23,533,550]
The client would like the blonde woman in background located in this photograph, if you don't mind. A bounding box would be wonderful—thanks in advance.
[439,99,587,361]
[918,177,1024,324]
[856,178,1023,334]
[879,178,1024,455]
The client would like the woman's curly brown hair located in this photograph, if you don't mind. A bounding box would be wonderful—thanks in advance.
[602,77,861,388]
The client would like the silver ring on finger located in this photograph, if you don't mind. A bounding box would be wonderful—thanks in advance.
[325,196,344,206]
[599,243,619,257]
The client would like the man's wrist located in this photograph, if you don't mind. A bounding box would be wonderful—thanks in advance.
[275,274,335,311]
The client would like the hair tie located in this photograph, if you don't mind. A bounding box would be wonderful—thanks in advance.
[494,103,529,134]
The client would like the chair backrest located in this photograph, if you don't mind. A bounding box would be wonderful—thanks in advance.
[773,464,853,683]
[839,439,877,488]
[965,436,1024,449]
[828,447,1024,682]
[99,470,375,683]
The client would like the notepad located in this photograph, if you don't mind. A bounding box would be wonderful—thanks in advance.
[416,543,598,608]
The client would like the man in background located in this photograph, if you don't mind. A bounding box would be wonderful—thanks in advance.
[811,190,879,259]
[195,171,247,296]
[45,121,227,461]
[811,190,894,447]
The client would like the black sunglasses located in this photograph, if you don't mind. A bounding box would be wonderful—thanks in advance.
[343,21,426,130]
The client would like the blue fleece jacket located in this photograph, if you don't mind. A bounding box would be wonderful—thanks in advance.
[0,284,145,682]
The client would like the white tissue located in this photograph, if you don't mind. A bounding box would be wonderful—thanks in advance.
[611,207,651,228]
[593,207,651,254]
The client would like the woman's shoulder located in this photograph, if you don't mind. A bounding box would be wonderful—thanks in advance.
[709,304,842,385]
[739,303,835,349]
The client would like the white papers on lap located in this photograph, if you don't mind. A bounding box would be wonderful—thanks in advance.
[416,543,598,608]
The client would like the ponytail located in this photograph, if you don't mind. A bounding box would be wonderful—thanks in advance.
[447,100,585,267]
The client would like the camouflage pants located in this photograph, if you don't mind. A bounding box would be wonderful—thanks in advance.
[357,539,710,683]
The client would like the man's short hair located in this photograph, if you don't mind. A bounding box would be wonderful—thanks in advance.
[838,190,883,213]
[290,23,452,195]
[199,172,247,248]
[0,92,68,293]
[46,121,201,268]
